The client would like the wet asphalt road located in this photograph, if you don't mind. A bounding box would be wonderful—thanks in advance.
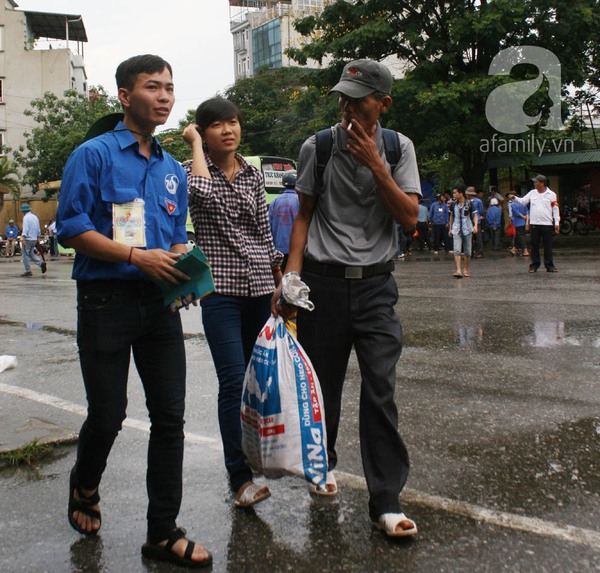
[0,234,599,573]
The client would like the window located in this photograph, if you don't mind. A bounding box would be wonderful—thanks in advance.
[0,79,3,104]
[0,132,5,155]
[0,26,4,51]
[252,19,282,73]
[295,0,324,11]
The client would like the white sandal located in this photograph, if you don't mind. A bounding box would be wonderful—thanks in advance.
[234,482,271,508]
[374,512,418,537]
[309,471,337,497]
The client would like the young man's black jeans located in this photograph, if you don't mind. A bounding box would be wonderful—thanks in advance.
[74,279,186,544]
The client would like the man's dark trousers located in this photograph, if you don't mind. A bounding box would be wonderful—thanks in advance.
[529,224,555,270]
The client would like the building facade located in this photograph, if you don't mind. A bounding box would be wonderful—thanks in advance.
[229,0,327,81]
[0,0,87,193]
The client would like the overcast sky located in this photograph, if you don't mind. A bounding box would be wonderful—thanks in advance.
[18,0,236,130]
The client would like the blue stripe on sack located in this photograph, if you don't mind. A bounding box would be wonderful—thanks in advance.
[288,332,327,488]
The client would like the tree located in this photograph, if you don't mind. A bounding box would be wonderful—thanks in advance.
[288,0,600,188]
[11,87,121,198]
[223,67,339,159]
[0,156,21,211]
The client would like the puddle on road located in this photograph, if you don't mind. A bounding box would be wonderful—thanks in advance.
[406,319,600,353]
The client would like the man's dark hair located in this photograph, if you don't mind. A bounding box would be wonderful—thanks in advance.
[453,184,466,196]
[115,54,173,90]
[195,97,244,130]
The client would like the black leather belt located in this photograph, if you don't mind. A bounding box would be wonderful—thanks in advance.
[302,259,395,279]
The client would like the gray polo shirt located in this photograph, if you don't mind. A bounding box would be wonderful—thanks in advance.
[295,122,421,266]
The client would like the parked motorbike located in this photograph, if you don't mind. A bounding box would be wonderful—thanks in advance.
[559,206,575,235]
[572,208,599,235]
[0,236,23,257]
[37,235,50,255]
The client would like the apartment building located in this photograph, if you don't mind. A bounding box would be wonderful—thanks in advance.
[229,0,408,82]
[229,0,327,81]
[0,0,87,178]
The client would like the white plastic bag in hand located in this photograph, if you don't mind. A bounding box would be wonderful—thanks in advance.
[281,272,314,311]
[241,316,327,489]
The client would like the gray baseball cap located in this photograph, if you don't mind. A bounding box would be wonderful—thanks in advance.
[329,59,393,98]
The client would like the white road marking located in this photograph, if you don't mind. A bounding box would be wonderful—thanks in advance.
[338,471,600,550]
[0,381,219,448]
[3,380,600,550]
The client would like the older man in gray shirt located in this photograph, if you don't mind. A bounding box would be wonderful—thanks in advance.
[273,59,421,538]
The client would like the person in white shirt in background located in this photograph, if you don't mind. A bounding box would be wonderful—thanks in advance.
[512,174,560,273]
[19,203,46,277]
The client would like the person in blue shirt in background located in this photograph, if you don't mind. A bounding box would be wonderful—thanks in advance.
[269,170,299,271]
[466,187,484,258]
[508,191,529,257]
[57,54,212,569]
[485,198,502,252]
[4,218,19,257]
[429,193,450,254]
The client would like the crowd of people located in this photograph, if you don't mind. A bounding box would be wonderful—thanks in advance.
[393,178,562,276]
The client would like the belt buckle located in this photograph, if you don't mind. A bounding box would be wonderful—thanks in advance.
[344,266,363,279]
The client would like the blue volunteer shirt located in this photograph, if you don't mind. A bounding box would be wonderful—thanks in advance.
[510,201,528,227]
[485,205,502,229]
[471,196,484,223]
[57,122,188,281]
[429,201,449,225]
[5,224,19,239]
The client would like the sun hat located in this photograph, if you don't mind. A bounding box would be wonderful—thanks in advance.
[329,59,393,98]
[20,204,31,212]
[9,219,14,223]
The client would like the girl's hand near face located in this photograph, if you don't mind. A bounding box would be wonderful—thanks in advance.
[183,124,203,147]
[183,124,211,179]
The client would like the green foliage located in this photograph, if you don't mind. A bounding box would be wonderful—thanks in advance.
[223,67,339,160]
[0,156,21,202]
[288,0,600,187]
[11,87,121,198]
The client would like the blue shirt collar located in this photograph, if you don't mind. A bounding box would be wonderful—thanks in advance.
[111,121,164,159]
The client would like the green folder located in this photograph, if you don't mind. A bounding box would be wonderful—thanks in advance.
[157,247,215,311]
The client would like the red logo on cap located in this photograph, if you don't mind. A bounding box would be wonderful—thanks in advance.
[346,67,362,77]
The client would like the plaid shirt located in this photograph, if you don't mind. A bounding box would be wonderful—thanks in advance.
[184,154,283,297]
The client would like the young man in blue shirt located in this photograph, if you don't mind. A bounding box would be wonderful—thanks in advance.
[57,54,211,568]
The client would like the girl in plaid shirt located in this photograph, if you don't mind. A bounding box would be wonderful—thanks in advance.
[183,98,282,508]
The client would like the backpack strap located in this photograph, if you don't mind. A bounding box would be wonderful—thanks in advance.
[381,128,401,172]
[315,126,402,189]
[315,128,333,191]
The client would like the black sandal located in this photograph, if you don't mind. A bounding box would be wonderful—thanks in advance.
[68,467,102,535]
[141,527,213,569]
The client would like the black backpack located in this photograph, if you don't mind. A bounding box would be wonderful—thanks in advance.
[315,127,402,189]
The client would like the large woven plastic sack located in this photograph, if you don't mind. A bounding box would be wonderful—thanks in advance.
[241,316,327,490]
